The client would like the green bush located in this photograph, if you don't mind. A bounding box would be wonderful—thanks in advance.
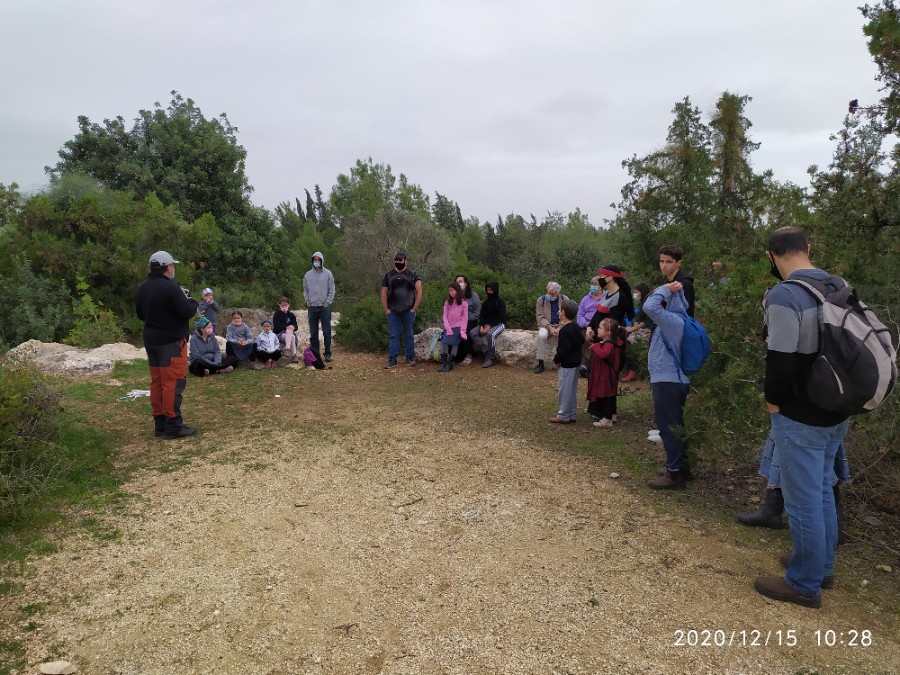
[334,295,392,353]
[0,362,64,520]
[64,278,124,348]
[0,258,72,346]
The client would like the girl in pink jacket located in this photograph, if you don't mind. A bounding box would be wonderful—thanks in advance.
[438,281,468,372]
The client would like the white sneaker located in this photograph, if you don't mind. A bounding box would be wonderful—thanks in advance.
[461,355,473,365]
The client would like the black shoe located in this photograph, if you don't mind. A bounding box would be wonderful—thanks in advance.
[482,357,495,368]
[534,360,545,374]
[323,354,332,362]
[736,488,784,529]
[165,425,198,439]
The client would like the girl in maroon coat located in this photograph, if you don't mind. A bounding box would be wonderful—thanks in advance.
[585,318,627,428]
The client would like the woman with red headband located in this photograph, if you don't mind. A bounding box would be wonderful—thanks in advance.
[588,264,635,330]
[589,264,637,382]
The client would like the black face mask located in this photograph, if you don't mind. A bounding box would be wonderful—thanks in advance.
[598,278,608,289]
[395,261,406,271]
[768,254,783,281]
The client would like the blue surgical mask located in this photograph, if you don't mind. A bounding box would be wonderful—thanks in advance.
[313,261,322,269]
[590,285,599,293]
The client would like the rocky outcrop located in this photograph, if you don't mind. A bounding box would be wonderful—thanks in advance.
[6,340,146,374]
[414,327,538,368]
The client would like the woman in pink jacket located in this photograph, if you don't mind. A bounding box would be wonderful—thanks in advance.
[438,281,468,372]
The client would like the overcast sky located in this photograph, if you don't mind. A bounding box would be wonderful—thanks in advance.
[0,1,883,226]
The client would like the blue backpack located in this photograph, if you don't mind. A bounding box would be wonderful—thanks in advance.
[658,315,711,376]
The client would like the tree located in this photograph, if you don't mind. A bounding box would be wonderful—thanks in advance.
[49,91,251,222]
[337,208,452,303]
[862,1,900,132]
[329,158,430,225]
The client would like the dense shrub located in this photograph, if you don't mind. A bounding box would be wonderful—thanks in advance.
[0,361,64,519]
[333,296,392,353]
[64,278,125,348]
[0,258,72,347]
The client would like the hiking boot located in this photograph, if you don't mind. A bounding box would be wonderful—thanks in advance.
[736,488,784,529]
[165,425,198,440]
[549,417,575,424]
[533,360,545,374]
[407,358,417,367]
[779,552,834,589]
[437,356,449,373]
[647,469,687,490]
[482,357,495,368]
[657,465,694,481]
[154,415,167,437]
[323,353,333,362]
[753,576,821,608]
[384,360,398,369]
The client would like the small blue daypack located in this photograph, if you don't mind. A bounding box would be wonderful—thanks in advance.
[659,315,711,376]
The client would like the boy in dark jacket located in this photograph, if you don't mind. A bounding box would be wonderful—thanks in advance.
[472,281,506,368]
[550,300,584,423]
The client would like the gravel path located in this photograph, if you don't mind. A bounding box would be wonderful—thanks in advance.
[9,351,900,674]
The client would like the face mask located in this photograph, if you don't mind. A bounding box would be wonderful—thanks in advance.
[768,254,784,281]
[598,278,608,289]
[589,285,599,293]
[458,282,466,289]
[313,261,321,269]
[204,326,213,336]
[395,261,406,271]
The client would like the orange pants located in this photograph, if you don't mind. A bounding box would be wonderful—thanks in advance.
[146,339,188,430]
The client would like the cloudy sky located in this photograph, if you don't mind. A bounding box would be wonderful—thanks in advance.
[0,1,882,225]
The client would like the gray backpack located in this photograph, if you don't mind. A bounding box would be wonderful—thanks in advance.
[786,276,897,416]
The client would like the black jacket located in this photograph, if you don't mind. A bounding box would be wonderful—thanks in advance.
[273,308,299,334]
[135,270,199,345]
[479,281,507,327]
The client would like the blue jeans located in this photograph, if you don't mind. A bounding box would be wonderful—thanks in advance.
[308,305,332,356]
[387,310,416,362]
[651,381,690,471]
[759,431,851,489]
[771,413,850,596]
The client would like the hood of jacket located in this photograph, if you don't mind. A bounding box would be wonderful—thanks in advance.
[485,281,500,296]
[311,251,325,268]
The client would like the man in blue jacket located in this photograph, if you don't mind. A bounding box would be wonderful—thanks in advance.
[642,280,692,489]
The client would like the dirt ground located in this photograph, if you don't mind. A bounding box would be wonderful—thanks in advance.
[6,350,900,674]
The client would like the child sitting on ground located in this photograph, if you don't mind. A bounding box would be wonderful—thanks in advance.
[549,299,584,423]
[189,316,236,376]
[586,317,627,428]
[254,318,282,369]
[225,310,255,365]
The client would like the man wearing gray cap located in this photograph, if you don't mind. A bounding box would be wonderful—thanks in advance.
[380,249,422,368]
[135,251,200,438]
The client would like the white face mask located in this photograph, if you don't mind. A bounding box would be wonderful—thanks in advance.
[458,282,466,289]
[313,261,322,269]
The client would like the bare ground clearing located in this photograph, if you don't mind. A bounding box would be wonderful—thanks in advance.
[5,350,899,674]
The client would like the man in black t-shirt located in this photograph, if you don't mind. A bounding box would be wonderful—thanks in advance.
[380,249,422,368]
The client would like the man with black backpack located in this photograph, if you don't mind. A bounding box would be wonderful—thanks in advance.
[753,227,851,609]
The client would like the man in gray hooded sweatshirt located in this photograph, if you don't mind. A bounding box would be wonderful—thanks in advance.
[303,251,336,361]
